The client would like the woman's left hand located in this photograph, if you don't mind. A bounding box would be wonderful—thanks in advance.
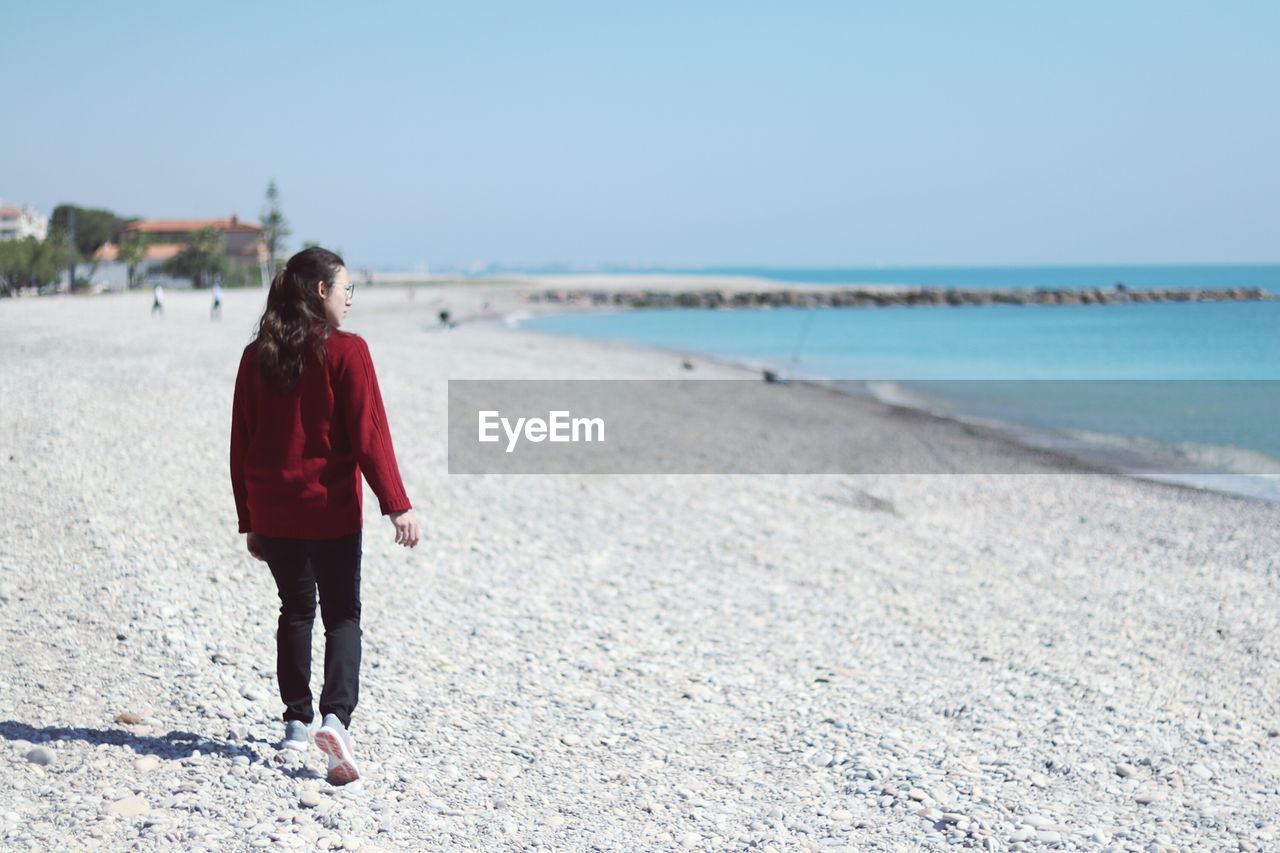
[389,511,420,548]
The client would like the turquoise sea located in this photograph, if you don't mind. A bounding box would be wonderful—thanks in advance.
[517,265,1280,500]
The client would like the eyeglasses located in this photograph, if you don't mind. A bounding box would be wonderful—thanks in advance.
[343,282,356,300]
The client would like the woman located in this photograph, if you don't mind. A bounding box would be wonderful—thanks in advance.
[230,246,420,785]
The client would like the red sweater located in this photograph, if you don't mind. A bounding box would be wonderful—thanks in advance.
[230,331,412,538]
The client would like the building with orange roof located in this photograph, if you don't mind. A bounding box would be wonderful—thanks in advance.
[94,214,267,267]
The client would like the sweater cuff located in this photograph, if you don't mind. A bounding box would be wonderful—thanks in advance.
[379,498,412,516]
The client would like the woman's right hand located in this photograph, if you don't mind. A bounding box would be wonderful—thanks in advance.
[390,510,420,548]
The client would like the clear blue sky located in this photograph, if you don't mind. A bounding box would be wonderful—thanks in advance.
[3,1,1277,270]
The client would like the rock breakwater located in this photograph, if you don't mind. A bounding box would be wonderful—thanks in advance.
[528,286,1270,309]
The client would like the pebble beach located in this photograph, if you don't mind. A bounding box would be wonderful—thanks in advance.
[1,283,1278,851]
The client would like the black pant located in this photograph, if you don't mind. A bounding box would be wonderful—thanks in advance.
[257,531,363,728]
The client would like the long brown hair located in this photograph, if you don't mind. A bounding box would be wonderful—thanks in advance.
[255,247,345,392]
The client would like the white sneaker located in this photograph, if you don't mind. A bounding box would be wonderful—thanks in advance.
[281,719,318,752]
[313,713,360,785]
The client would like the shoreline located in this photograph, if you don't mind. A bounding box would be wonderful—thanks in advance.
[19,283,1275,503]
[503,305,1280,505]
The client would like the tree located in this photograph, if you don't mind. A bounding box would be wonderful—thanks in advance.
[116,231,151,290]
[260,180,290,273]
[160,227,229,289]
[0,235,75,296]
[0,240,32,296]
[49,204,138,287]
[49,205,133,258]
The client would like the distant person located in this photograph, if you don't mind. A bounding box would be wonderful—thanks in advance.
[230,247,420,785]
[438,309,451,327]
[211,282,224,320]
[151,284,164,317]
